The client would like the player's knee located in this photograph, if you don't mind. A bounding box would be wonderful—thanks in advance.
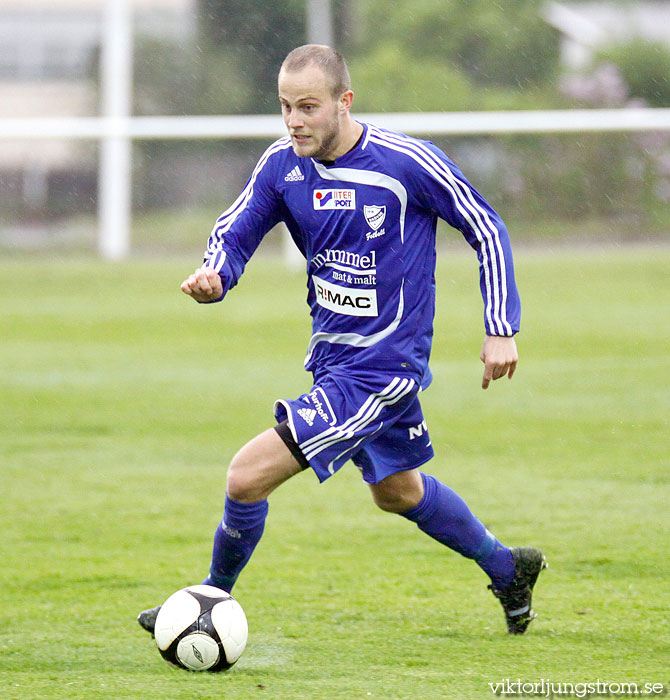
[370,489,419,514]
[226,451,261,503]
[225,430,300,503]
[370,471,424,513]
[372,492,401,513]
[226,468,250,502]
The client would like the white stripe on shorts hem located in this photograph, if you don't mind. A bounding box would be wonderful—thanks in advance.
[300,376,405,453]
[301,377,415,462]
[325,422,384,476]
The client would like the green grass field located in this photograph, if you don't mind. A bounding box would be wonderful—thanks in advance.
[1,247,668,700]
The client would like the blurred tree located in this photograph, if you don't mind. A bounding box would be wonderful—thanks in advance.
[598,40,670,108]
[445,2,559,88]
[354,0,559,90]
[131,0,664,234]
[196,0,358,112]
[349,42,473,112]
[197,0,305,112]
[133,37,202,116]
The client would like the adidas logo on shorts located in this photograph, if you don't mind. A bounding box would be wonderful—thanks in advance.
[297,407,316,426]
[284,166,305,182]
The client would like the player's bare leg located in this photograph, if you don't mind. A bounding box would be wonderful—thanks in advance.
[202,428,303,593]
[138,429,302,635]
[226,428,304,503]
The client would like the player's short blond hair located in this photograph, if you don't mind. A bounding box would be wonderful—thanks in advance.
[280,44,351,99]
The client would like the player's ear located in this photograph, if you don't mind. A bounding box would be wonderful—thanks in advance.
[339,89,354,114]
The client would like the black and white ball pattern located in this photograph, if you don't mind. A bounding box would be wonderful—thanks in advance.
[154,585,248,672]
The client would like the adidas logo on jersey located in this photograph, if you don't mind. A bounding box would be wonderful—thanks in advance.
[297,407,316,426]
[284,166,304,182]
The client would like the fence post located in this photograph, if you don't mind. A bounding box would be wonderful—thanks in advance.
[306,0,334,46]
[279,0,335,270]
[98,0,133,260]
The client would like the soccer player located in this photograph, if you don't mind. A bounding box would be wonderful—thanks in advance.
[139,44,546,636]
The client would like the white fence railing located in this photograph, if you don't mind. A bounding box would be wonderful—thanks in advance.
[3,108,670,140]
[2,108,670,258]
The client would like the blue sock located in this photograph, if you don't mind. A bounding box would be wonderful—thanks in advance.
[401,472,515,589]
[202,495,269,593]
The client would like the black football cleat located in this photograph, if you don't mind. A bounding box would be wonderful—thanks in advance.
[137,605,161,636]
[488,547,547,634]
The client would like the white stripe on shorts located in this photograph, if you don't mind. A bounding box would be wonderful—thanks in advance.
[300,377,406,454]
[300,377,415,462]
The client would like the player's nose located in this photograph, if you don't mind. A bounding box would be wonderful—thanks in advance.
[287,111,304,130]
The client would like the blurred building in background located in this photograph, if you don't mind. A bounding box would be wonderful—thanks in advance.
[544,1,670,69]
[0,0,195,222]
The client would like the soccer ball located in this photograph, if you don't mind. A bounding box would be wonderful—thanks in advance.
[154,585,248,672]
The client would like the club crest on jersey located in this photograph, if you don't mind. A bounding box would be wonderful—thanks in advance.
[363,205,386,231]
[313,189,356,210]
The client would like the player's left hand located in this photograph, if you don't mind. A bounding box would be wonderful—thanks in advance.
[480,335,518,390]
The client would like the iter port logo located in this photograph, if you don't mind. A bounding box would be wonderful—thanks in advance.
[313,189,356,210]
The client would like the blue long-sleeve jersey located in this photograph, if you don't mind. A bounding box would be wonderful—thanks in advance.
[203,122,520,389]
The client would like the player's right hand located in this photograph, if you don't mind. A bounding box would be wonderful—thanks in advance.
[180,266,224,303]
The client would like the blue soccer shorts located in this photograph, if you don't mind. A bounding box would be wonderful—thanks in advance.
[273,371,434,484]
